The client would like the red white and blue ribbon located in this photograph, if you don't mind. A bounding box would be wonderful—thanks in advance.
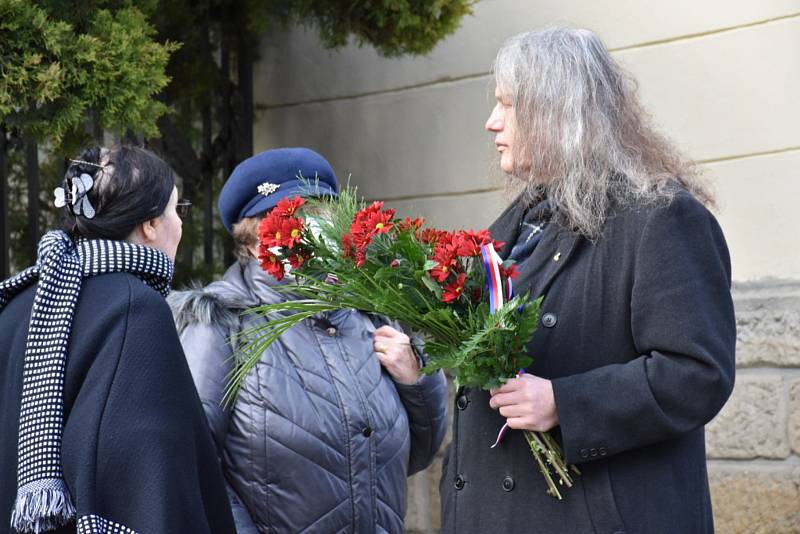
[480,243,512,313]
[481,243,522,449]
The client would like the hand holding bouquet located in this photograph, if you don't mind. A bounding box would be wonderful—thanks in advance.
[228,185,577,498]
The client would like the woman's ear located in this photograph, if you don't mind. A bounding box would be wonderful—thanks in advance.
[127,217,159,246]
[140,217,160,243]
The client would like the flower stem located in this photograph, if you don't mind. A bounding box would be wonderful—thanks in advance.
[523,430,579,500]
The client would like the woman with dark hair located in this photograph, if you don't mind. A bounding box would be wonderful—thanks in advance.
[0,146,236,534]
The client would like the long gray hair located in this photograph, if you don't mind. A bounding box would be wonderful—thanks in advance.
[493,27,714,238]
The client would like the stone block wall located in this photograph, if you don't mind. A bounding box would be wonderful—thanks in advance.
[707,281,800,533]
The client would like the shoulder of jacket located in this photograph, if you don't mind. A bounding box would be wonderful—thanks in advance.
[611,186,709,229]
[167,282,245,335]
[82,272,156,312]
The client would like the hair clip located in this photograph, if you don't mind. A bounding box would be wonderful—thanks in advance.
[69,158,105,169]
[258,182,280,196]
[53,173,96,219]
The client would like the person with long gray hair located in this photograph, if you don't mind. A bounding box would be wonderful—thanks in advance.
[440,27,735,533]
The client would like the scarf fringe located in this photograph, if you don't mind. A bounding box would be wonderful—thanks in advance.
[11,482,76,534]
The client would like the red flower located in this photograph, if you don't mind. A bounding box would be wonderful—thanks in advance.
[499,263,519,280]
[421,228,446,245]
[390,259,401,268]
[453,229,494,257]
[288,251,309,269]
[355,202,394,235]
[259,214,304,249]
[273,196,305,217]
[341,233,354,258]
[428,231,460,282]
[258,249,284,280]
[342,201,397,267]
[442,273,467,303]
[397,217,424,234]
[430,255,457,282]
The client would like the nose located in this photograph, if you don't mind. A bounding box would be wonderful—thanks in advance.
[485,104,503,132]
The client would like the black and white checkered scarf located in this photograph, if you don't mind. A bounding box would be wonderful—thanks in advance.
[0,230,174,534]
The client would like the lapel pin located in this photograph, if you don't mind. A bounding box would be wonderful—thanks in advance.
[553,252,562,262]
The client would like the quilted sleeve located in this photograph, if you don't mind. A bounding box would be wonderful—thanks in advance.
[394,370,449,475]
[179,321,234,459]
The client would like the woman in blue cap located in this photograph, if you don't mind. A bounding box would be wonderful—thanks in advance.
[169,147,449,533]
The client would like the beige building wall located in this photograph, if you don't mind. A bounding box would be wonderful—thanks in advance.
[253,2,800,532]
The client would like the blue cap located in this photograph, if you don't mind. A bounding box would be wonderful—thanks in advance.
[218,147,338,233]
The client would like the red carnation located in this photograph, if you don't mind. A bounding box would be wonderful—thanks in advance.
[442,273,467,303]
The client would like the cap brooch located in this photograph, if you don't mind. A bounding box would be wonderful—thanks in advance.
[257,182,280,197]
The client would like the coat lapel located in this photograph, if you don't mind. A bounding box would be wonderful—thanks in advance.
[488,194,581,299]
[513,225,581,300]
[489,194,526,260]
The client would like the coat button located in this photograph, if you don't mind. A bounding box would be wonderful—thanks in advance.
[326,326,337,336]
[456,395,469,410]
[579,448,589,459]
[454,475,466,490]
[590,448,598,457]
[542,313,557,328]
[502,476,515,492]
[361,426,373,437]
[599,446,607,456]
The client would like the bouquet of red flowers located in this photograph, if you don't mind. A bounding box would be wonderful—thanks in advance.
[228,186,577,498]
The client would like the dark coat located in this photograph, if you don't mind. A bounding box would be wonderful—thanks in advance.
[441,189,736,534]
[0,273,236,534]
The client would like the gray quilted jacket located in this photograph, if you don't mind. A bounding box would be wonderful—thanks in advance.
[168,260,448,533]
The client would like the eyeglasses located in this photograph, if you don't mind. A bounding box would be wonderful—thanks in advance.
[176,199,192,218]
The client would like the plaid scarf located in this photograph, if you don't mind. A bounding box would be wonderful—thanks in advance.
[0,230,174,534]
[508,199,553,263]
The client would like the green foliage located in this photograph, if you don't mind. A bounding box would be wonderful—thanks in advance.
[1,0,473,277]
[264,0,475,56]
[0,0,177,147]
[229,186,541,396]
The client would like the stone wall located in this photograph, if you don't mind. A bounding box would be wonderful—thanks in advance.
[707,281,800,533]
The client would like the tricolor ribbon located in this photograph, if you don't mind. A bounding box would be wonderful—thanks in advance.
[490,369,525,449]
[480,243,513,313]
[481,243,521,449]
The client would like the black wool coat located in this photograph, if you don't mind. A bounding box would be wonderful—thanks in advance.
[441,189,736,534]
[0,273,236,534]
